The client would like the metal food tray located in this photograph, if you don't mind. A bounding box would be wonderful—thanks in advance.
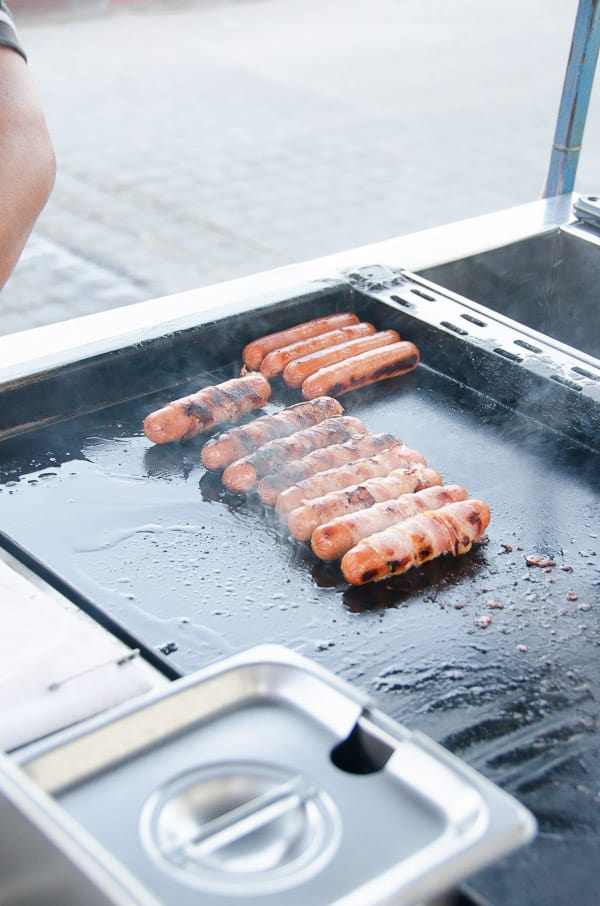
[16,645,535,906]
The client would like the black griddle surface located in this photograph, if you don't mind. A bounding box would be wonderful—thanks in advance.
[1,363,599,906]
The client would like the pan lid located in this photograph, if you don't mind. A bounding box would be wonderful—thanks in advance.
[17,645,536,906]
[141,761,340,895]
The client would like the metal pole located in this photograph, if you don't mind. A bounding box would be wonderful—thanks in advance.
[542,0,600,197]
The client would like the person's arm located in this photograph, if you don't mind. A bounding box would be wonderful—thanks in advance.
[0,35,56,291]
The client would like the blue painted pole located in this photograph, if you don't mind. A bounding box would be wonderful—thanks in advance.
[542,0,600,197]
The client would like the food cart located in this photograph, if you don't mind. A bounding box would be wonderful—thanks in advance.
[0,2,598,904]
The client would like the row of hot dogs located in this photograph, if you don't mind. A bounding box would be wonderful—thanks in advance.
[201,396,489,585]
[143,369,490,586]
[241,312,420,399]
[142,310,419,444]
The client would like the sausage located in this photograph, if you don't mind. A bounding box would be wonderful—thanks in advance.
[242,313,360,371]
[286,465,443,542]
[260,323,376,378]
[275,444,427,515]
[311,484,468,559]
[201,397,344,471]
[221,415,366,493]
[283,330,401,389]
[341,499,491,585]
[302,340,420,399]
[143,373,271,445]
[256,432,401,506]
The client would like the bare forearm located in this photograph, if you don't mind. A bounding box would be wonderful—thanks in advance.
[0,47,55,291]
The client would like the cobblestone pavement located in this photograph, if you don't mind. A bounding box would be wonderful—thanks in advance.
[2,0,598,334]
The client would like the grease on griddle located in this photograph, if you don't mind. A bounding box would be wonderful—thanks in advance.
[144,443,197,480]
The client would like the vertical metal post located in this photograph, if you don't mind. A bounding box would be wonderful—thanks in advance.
[542,0,600,197]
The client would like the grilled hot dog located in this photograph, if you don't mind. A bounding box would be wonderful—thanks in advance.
[201,397,344,471]
[260,323,376,378]
[311,484,468,559]
[242,313,359,371]
[221,415,366,493]
[143,373,271,445]
[256,432,400,506]
[283,330,401,389]
[274,444,427,514]
[286,465,443,542]
[341,499,491,585]
[302,340,420,399]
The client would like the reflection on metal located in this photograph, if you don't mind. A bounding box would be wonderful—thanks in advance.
[573,192,600,228]
[543,0,600,196]
[15,646,535,906]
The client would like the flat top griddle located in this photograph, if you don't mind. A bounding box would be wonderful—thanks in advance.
[0,285,599,905]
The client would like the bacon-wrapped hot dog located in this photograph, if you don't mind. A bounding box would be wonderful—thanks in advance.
[242,313,359,371]
[341,499,491,585]
[260,323,375,378]
[201,397,344,471]
[221,415,365,493]
[287,465,442,542]
[274,444,427,514]
[256,432,400,507]
[283,330,401,389]
[143,373,271,445]
[302,341,420,399]
[311,484,468,559]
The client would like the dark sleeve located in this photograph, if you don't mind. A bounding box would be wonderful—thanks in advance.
[0,1,26,61]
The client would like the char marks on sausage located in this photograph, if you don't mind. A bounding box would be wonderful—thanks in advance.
[302,340,420,399]
[221,415,366,493]
[260,323,376,377]
[257,432,401,505]
[310,484,468,558]
[286,465,442,543]
[340,499,491,585]
[274,444,427,513]
[242,313,360,371]
[282,330,401,389]
[201,397,344,470]
[143,373,271,445]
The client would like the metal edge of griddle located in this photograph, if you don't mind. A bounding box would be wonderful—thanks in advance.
[0,196,576,387]
[0,280,353,443]
[345,265,600,453]
[0,196,580,444]
[0,531,182,685]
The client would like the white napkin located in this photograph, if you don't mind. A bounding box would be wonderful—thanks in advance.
[0,558,164,751]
